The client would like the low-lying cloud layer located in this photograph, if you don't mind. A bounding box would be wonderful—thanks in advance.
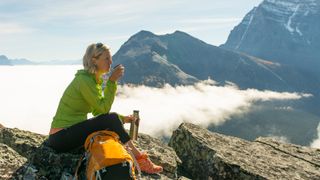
[112,80,311,138]
[311,123,320,148]
[0,65,317,148]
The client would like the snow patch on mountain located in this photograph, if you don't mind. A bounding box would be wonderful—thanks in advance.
[236,8,257,49]
[284,4,300,33]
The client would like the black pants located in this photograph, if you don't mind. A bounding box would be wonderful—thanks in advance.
[48,113,131,153]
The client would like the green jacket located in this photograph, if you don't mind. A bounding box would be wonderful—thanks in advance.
[51,69,124,128]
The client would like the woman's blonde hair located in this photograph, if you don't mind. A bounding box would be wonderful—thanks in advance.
[83,43,110,74]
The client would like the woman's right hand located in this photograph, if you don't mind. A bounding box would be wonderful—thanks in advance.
[122,114,137,124]
[109,64,124,82]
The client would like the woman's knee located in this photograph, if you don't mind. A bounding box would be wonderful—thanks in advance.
[98,112,123,126]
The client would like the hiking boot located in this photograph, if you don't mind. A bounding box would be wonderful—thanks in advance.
[136,152,163,174]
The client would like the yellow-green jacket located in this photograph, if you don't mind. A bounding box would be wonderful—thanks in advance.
[51,69,124,128]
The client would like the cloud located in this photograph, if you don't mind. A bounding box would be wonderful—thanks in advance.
[178,17,242,24]
[0,0,263,61]
[3,0,183,23]
[0,65,312,145]
[310,123,320,148]
[111,80,311,137]
[0,22,35,34]
[0,65,81,134]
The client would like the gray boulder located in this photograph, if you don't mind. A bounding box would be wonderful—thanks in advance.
[169,123,320,179]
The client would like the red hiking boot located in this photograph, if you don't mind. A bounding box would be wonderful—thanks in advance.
[136,152,163,174]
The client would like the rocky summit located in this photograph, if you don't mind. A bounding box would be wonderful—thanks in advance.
[1,123,320,179]
[0,126,183,180]
[169,123,320,180]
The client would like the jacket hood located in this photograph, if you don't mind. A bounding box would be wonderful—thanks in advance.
[76,69,90,75]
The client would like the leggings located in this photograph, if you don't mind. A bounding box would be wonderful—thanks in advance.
[48,113,131,153]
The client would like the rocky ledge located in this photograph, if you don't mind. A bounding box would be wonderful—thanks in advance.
[169,123,320,180]
[1,123,320,179]
[0,126,183,179]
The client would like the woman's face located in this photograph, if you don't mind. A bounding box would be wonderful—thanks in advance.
[94,50,112,74]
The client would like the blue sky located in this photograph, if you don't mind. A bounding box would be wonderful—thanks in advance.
[0,0,263,62]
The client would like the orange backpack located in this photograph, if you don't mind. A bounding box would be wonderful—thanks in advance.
[75,130,140,180]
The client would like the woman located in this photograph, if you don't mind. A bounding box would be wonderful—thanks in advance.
[48,43,163,174]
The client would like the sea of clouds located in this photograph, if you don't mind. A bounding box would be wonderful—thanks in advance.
[0,65,319,148]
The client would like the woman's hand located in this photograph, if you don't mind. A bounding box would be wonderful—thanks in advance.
[122,114,137,124]
[109,64,124,82]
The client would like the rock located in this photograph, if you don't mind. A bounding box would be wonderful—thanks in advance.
[135,133,182,179]
[0,123,4,128]
[0,127,47,159]
[0,143,27,179]
[169,123,320,180]
[254,137,320,167]
[0,127,181,179]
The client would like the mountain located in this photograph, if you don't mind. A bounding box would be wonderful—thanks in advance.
[10,58,36,65]
[112,30,320,146]
[221,0,320,73]
[0,55,81,65]
[0,55,12,65]
[112,31,199,87]
[0,55,36,65]
[113,30,320,93]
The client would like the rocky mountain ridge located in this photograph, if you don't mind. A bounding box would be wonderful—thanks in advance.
[1,123,319,179]
[112,30,320,93]
[0,55,81,65]
[221,0,320,73]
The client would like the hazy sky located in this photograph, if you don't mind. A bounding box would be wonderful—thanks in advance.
[0,0,263,61]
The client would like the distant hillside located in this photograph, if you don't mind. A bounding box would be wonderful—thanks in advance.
[0,55,81,65]
[113,30,320,94]
[0,55,12,65]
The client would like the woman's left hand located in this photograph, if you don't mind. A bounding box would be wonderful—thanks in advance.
[123,115,137,124]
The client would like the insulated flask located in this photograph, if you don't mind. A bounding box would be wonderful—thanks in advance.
[129,110,140,140]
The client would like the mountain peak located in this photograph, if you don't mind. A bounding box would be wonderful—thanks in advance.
[264,0,318,4]
[132,30,156,39]
[172,30,188,35]
[259,0,320,20]
[221,0,320,71]
[131,30,192,39]
[0,55,9,60]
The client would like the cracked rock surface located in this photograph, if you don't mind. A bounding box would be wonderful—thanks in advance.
[169,123,320,180]
[0,127,183,179]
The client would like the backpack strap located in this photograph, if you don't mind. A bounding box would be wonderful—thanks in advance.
[73,154,85,180]
[94,171,102,180]
[126,147,141,179]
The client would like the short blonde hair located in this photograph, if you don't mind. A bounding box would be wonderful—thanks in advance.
[83,43,110,74]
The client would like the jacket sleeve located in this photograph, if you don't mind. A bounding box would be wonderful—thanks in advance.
[117,114,125,124]
[79,78,117,116]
